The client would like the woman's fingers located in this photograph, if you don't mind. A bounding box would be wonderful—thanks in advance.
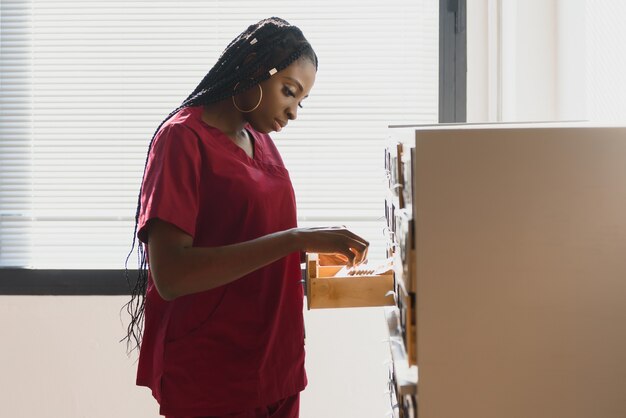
[327,226,369,248]
[319,253,349,266]
[327,232,368,264]
[350,246,367,267]
[299,226,370,267]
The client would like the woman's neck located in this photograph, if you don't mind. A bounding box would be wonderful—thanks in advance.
[201,101,247,138]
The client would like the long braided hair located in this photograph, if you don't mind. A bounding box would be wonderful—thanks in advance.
[122,17,318,353]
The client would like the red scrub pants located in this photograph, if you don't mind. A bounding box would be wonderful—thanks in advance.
[165,392,300,418]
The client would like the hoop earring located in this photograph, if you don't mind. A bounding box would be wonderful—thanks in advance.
[232,82,263,113]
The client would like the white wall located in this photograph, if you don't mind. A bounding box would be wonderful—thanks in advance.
[511,0,558,122]
[467,0,490,122]
[583,0,626,122]
[556,0,587,121]
[468,0,559,123]
[469,0,626,124]
[0,296,390,418]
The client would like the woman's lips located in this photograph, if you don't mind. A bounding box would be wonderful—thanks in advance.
[274,120,283,132]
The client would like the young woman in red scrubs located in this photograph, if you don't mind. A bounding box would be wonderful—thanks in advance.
[123,17,369,418]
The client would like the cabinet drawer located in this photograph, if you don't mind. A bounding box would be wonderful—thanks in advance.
[305,254,395,309]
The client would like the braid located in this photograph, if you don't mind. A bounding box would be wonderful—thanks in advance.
[122,17,317,353]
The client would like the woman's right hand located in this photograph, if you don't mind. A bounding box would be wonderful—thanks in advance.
[292,226,369,267]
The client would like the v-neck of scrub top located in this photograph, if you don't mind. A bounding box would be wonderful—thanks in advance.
[195,110,264,165]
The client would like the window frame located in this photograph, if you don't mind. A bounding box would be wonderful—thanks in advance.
[0,269,136,295]
[439,0,467,123]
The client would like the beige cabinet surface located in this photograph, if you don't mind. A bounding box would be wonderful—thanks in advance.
[389,124,626,418]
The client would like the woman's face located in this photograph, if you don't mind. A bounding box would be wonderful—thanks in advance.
[240,58,317,134]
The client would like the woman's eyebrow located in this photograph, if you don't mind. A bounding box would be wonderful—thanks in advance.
[284,76,308,98]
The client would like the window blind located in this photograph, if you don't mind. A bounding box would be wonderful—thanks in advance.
[0,0,438,269]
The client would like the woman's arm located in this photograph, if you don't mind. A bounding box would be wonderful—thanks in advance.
[147,218,368,301]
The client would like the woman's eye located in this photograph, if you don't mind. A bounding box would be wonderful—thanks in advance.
[284,86,304,109]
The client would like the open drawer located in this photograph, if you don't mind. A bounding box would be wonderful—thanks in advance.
[304,253,395,309]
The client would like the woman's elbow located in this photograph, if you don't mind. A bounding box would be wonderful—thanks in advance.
[150,268,179,301]
[157,287,177,302]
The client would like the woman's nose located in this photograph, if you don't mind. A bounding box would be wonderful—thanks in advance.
[286,106,298,121]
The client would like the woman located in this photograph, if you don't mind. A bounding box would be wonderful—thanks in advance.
[123,17,369,418]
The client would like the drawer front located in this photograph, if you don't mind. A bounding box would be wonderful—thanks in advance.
[308,274,395,309]
[305,254,395,309]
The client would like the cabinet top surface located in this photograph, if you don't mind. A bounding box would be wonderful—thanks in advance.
[388,121,626,131]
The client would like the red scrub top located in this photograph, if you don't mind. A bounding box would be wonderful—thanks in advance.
[135,106,307,416]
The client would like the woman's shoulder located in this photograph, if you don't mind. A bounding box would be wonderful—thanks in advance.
[159,106,203,135]
[149,109,208,162]
[155,106,224,147]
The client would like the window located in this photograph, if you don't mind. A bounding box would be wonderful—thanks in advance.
[0,0,440,290]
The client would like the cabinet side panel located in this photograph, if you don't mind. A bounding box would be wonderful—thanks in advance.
[415,127,626,418]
